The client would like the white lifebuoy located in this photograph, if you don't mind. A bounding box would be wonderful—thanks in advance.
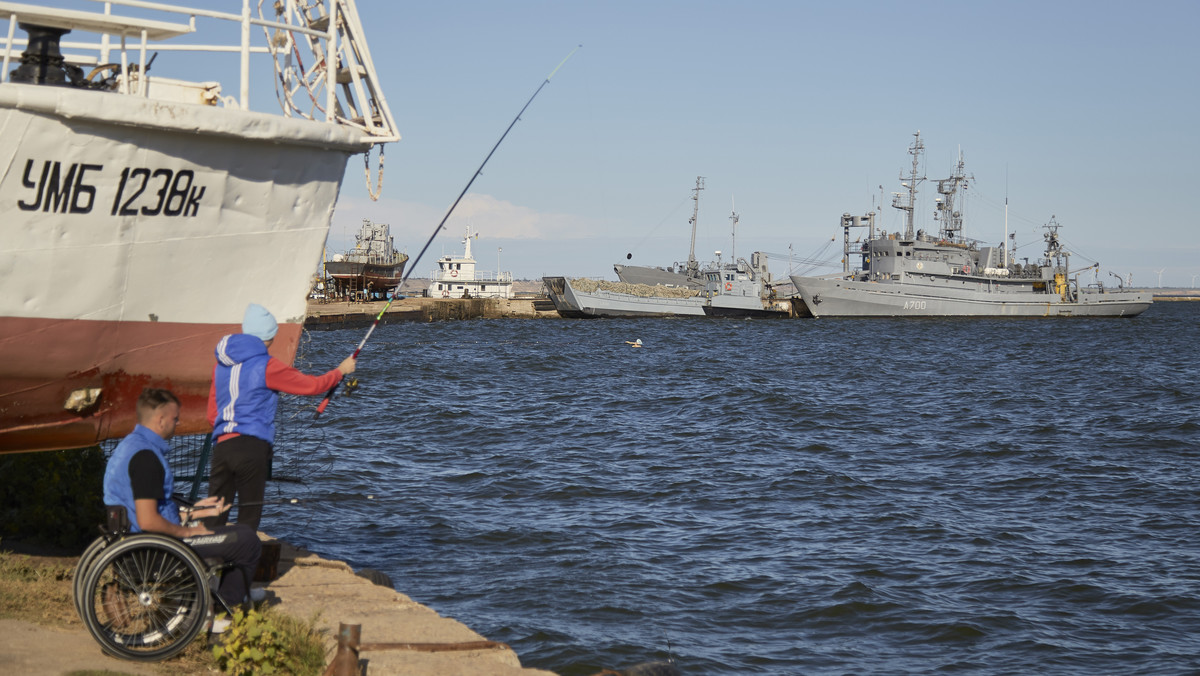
[450,269,458,277]
[442,290,449,298]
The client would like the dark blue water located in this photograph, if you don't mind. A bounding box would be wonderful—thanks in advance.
[268,302,1200,675]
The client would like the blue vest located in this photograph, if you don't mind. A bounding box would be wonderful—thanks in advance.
[102,424,178,532]
[212,333,277,444]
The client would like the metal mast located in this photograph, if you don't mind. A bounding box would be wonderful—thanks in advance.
[687,176,705,277]
[934,150,970,241]
[891,131,925,240]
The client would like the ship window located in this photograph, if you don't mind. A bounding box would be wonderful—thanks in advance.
[437,284,443,290]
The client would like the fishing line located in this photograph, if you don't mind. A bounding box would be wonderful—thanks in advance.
[315,45,582,418]
[226,493,387,530]
[236,494,380,508]
[272,327,334,483]
[622,193,692,261]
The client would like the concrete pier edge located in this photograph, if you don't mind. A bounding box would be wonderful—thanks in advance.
[258,532,557,675]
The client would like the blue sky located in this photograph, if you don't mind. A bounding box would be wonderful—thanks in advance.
[33,1,1200,286]
[325,0,1199,286]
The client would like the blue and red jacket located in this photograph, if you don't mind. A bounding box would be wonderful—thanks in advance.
[210,333,278,444]
[208,334,344,445]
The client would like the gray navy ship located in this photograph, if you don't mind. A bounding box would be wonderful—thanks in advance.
[544,178,791,318]
[790,133,1152,318]
[544,249,791,319]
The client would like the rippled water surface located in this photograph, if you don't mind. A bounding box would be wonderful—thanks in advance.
[267,302,1200,675]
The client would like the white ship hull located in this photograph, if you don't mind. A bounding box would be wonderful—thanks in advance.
[0,84,368,451]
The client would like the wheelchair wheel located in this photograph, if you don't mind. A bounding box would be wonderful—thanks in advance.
[80,534,211,662]
[73,536,110,620]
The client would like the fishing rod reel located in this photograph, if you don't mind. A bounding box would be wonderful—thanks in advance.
[342,376,360,395]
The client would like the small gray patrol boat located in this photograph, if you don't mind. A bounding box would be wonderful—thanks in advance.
[790,132,1152,318]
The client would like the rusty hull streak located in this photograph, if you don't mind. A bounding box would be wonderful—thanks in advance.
[0,319,302,453]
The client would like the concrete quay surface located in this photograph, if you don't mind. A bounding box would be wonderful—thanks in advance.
[305,296,559,327]
[0,535,555,675]
[262,535,556,676]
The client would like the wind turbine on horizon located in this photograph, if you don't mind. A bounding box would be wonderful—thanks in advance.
[1154,268,1166,288]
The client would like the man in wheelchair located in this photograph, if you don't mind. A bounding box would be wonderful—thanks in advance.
[102,388,262,610]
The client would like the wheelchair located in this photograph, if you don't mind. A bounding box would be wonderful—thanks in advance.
[73,505,235,662]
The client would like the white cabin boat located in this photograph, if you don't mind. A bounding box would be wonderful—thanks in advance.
[428,227,514,299]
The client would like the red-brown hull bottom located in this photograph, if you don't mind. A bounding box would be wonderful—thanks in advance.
[0,317,301,453]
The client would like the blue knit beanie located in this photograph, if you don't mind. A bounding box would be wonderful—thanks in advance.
[242,303,278,341]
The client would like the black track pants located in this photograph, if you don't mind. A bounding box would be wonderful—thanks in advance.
[184,524,262,608]
[208,435,272,531]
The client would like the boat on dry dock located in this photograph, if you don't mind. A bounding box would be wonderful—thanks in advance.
[0,0,398,452]
[790,133,1152,318]
[324,219,409,300]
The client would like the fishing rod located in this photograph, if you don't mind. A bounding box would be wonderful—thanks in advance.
[315,45,582,418]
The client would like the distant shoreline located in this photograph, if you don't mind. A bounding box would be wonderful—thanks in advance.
[1150,291,1200,301]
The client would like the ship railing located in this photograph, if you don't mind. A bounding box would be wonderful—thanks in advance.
[344,253,402,265]
[431,270,512,283]
[0,0,398,145]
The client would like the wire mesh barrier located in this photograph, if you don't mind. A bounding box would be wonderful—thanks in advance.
[100,433,213,502]
[98,327,332,506]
